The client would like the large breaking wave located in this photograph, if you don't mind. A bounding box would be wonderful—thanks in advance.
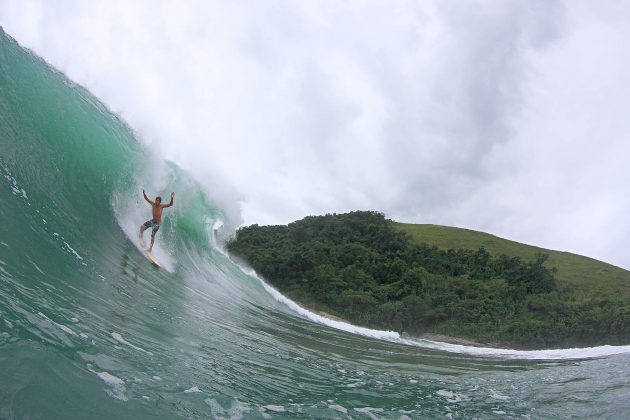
[2,28,630,419]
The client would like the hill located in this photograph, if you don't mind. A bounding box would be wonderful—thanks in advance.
[227,211,630,349]
[393,223,630,301]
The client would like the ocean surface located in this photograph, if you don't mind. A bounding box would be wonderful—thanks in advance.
[1,28,630,419]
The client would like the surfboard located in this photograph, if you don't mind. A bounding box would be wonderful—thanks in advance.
[139,236,161,268]
[144,250,161,268]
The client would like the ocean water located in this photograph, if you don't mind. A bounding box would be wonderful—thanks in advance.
[1,28,630,419]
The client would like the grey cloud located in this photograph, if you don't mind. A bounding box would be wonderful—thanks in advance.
[2,0,629,268]
[380,1,566,217]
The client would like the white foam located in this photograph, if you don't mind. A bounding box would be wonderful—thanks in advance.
[97,371,124,386]
[436,390,470,403]
[56,323,78,336]
[262,405,285,413]
[233,255,630,360]
[184,386,201,393]
[38,312,78,339]
[204,398,225,417]
[489,390,510,400]
[1,165,28,200]
[328,404,347,414]
[111,332,153,355]
[212,218,224,233]
[51,231,87,265]
[96,371,128,401]
[63,240,83,261]
[354,407,384,420]
[400,336,630,360]
[30,261,45,275]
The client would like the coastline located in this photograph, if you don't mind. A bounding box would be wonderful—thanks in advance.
[310,307,497,349]
[229,211,630,352]
[286,288,624,351]
[415,333,490,348]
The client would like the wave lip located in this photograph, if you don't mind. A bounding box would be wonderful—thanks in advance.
[257,274,400,341]
[244,265,630,361]
[400,336,630,361]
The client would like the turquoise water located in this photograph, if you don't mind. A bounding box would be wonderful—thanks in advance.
[1,28,630,419]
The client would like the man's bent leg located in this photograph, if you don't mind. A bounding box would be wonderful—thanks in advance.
[149,233,156,252]
[148,224,160,252]
[141,219,154,238]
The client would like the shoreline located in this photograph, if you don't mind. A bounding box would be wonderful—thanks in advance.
[291,295,613,351]
[230,211,630,353]
[310,307,500,349]
[290,293,626,351]
[414,333,491,348]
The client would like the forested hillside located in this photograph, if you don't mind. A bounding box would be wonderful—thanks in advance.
[228,211,630,348]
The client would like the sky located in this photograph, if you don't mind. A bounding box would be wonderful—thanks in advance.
[1,1,630,268]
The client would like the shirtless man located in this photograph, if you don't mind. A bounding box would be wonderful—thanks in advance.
[140,190,174,252]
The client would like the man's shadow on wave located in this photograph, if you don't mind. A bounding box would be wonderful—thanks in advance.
[120,241,140,282]
[110,242,143,320]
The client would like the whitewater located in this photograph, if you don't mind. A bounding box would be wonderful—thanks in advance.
[1,28,630,419]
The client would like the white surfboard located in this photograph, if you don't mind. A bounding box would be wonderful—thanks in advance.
[144,250,161,268]
[139,236,161,268]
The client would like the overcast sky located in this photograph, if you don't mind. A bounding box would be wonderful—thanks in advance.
[2,1,630,268]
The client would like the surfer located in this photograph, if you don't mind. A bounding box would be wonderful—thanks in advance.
[140,190,174,253]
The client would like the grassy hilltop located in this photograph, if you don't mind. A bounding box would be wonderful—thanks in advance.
[394,223,630,301]
[228,211,630,349]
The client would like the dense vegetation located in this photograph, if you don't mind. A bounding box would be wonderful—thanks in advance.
[393,222,630,301]
[228,211,630,348]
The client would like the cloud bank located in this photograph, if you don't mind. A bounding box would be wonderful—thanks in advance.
[2,0,630,268]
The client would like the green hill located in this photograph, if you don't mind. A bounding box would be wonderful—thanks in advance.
[393,223,630,300]
[227,211,630,348]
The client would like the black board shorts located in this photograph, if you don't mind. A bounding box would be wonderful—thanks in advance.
[143,219,161,237]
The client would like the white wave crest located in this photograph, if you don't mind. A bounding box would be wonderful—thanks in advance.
[237,261,630,361]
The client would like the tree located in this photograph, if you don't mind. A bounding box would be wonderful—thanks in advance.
[402,266,429,295]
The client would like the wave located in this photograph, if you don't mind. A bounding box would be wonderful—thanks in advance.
[2,26,630,419]
[236,263,630,361]
[3,26,629,362]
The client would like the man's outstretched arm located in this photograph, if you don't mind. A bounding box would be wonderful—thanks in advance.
[163,192,175,208]
[143,189,154,205]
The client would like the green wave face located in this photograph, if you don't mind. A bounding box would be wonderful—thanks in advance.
[2,28,630,419]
